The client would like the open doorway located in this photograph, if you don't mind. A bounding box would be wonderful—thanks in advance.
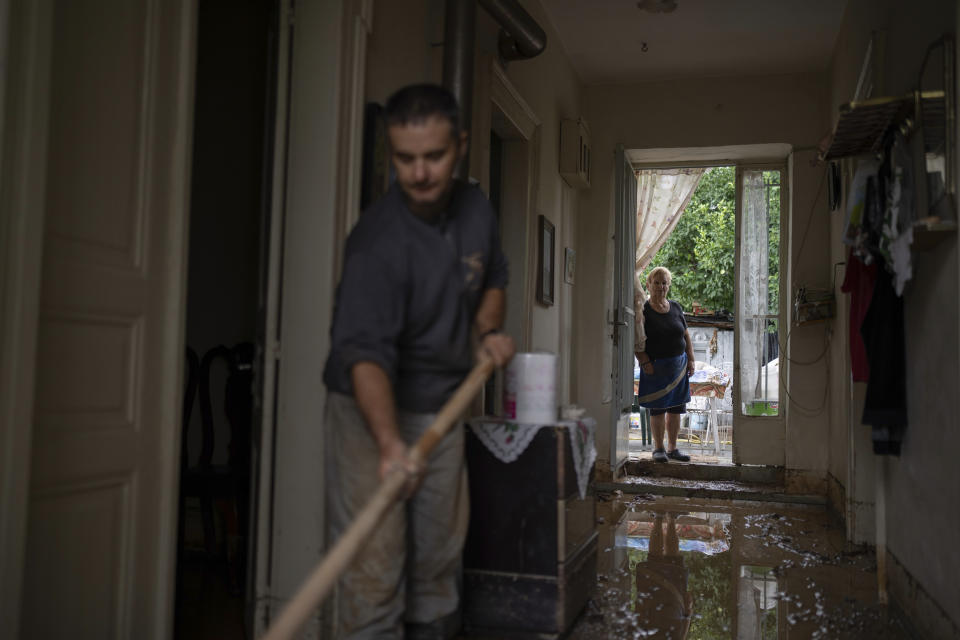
[174,2,278,638]
[627,164,784,467]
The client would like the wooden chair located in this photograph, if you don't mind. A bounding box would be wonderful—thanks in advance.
[179,343,253,592]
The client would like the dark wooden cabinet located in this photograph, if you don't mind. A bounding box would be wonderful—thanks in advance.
[463,424,597,637]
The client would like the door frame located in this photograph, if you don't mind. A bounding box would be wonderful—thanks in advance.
[249,0,292,631]
[732,162,788,466]
[627,146,791,467]
[471,55,541,352]
[469,56,541,414]
[609,144,636,477]
[0,1,52,635]
[252,0,358,635]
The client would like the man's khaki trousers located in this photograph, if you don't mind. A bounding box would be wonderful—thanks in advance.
[325,392,469,639]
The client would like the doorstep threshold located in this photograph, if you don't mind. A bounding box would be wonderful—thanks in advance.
[623,458,782,484]
[594,477,826,506]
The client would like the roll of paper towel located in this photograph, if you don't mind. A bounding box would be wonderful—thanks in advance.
[503,352,558,424]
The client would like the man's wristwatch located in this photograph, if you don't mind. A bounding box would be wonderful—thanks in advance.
[479,328,501,341]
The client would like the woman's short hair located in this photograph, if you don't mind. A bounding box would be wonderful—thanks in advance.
[646,266,672,286]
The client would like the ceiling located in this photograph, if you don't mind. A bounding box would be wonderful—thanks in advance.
[537,0,849,85]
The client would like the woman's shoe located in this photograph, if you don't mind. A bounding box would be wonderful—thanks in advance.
[666,448,690,462]
[653,448,668,463]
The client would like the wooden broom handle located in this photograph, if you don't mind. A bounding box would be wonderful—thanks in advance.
[261,356,495,640]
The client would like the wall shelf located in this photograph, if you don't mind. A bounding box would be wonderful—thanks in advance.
[913,215,958,249]
[820,91,945,161]
[821,95,910,160]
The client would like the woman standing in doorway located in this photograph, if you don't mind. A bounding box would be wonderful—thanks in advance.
[635,266,695,463]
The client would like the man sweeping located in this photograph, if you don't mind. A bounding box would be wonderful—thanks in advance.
[322,83,516,639]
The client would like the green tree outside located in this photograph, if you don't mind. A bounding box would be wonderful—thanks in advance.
[646,166,780,318]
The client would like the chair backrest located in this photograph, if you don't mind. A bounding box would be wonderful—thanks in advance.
[181,347,200,471]
[198,346,232,468]
[182,343,255,471]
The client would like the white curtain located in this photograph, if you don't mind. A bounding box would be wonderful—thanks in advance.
[738,170,769,408]
[632,168,704,350]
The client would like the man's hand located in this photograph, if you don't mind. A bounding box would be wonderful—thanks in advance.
[378,435,424,499]
[352,361,424,498]
[478,331,516,368]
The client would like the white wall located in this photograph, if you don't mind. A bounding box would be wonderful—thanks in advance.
[827,0,959,631]
[365,0,441,103]
[785,149,832,491]
[581,73,830,475]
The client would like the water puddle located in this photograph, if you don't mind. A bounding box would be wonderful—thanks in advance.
[568,495,911,639]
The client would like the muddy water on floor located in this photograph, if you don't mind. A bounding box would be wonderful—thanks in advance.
[567,494,910,639]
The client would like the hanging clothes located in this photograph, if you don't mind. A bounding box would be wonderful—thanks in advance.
[859,258,907,455]
[880,130,916,295]
[843,159,879,252]
[841,250,878,383]
[860,171,886,262]
[840,126,917,455]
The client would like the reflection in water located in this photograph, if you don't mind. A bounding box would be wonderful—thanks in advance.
[738,566,777,639]
[633,513,694,638]
[569,497,910,639]
[618,510,733,638]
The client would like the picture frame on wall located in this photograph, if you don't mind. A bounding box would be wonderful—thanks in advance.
[537,215,555,306]
[564,248,576,285]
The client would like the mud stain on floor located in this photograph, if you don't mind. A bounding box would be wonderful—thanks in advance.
[564,493,911,639]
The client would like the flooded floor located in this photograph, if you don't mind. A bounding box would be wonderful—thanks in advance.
[565,493,912,639]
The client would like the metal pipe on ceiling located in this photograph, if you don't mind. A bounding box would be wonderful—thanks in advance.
[479,0,547,62]
[442,0,477,132]
[442,0,547,177]
[442,0,477,177]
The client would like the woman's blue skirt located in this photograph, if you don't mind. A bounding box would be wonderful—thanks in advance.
[636,353,691,410]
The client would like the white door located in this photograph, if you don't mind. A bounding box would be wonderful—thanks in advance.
[733,165,787,466]
[17,0,196,637]
[253,0,356,635]
[610,145,637,474]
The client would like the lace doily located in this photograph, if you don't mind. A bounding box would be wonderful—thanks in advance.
[468,417,597,499]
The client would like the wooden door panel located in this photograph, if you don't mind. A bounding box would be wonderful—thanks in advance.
[19,0,194,636]
[45,0,149,270]
[34,314,141,433]
[22,480,132,637]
